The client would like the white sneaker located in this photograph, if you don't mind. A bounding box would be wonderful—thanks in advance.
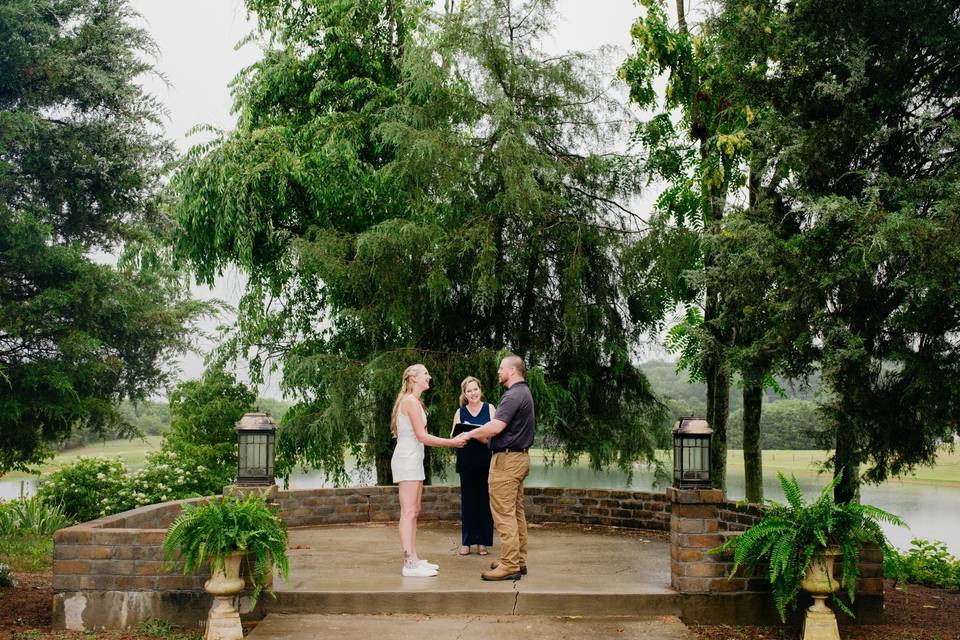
[418,560,439,571]
[402,563,438,577]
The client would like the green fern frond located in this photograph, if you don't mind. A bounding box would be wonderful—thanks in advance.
[855,504,907,528]
[778,473,805,510]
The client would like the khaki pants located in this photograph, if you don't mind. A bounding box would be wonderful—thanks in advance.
[488,451,530,572]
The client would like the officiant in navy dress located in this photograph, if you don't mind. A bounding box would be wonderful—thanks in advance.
[450,376,495,555]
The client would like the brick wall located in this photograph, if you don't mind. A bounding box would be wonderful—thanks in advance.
[668,486,884,623]
[524,487,670,529]
[53,497,211,595]
[53,526,203,593]
[274,485,670,530]
[718,500,764,532]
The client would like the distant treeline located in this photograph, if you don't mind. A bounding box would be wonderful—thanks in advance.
[59,366,821,452]
[641,361,825,450]
[56,397,293,451]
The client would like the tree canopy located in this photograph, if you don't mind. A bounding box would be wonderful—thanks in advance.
[705,0,960,500]
[0,0,206,474]
[172,0,667,485]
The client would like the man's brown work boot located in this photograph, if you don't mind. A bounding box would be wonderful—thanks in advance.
[490,560,527,575]
[481,565,522,581]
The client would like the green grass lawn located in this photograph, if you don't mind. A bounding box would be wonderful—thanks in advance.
[0,532,53,571]
[534,446,960,486]
[3,436,164,480]
[723,447,960,485]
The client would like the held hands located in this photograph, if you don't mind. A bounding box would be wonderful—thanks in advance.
[451,432,470,448]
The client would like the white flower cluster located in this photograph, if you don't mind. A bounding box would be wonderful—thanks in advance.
[41,449,230,521]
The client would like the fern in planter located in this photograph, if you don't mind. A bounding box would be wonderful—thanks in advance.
[162,494,289,604]
[712,471,905,622]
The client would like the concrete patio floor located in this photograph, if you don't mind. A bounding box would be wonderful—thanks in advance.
[269,521,677,617]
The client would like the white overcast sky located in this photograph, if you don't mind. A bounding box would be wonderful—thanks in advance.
[127,0,663,397]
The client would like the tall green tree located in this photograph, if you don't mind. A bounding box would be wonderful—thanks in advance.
[0,0,205,473]
[709,0,960,502]
[621,0,758,490]
[173,0,666,485]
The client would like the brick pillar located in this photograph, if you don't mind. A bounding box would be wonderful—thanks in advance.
[668,487,740,593]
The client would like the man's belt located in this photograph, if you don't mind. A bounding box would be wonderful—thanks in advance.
[491,447,529,454]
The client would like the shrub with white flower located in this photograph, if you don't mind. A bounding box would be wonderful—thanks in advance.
[43,448,235,521]
[38,457,127,524]
[101,449,226,515]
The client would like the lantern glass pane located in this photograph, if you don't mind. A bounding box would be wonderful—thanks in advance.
[238,433,249,470]
[673,441,681,480]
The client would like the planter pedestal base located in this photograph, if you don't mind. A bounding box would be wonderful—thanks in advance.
[203,553,245,640]
[204,596,243,640]
[802,595,840,640]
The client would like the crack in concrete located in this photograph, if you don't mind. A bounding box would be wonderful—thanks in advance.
[511,580,521,615]
[453,615,473,640]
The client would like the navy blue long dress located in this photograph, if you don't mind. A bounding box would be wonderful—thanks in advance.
[455,403,494,547]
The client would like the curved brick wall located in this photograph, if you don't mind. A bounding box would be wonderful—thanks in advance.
[275,485,671,530]
[51,484,883,630]
[52,485,671,631]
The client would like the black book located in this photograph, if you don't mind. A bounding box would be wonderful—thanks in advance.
[452,422,480,437]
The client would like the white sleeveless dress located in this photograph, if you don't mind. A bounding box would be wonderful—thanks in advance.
[391,405,426,482]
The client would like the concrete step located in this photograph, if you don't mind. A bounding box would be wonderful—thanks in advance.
[247,613,694,640]
[268,590,682,617]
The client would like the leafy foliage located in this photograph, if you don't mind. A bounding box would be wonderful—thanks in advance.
[172,0,666,484]
[0,0,208,473]
[38,457,128,524]
[621,0,760,490]
[100,450,221,516]
[163,368,257,495]
[704,0,960,501]
[162,495,289,605]
[713,472,905,622]
[38,370,259,521]
[887,539,960,591]
[0,495,68,536]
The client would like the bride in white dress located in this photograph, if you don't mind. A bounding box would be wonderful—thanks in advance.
[391,364,465,577]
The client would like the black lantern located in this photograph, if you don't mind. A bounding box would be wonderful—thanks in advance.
[235,412,277,486]
[672,416,713,488]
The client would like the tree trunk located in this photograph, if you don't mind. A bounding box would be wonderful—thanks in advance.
[675,0,729,491]
[742,379,764,503]
[492,218,506,349]
[374,392,394,486]
[706,358,730,491]
[741,166,764,503]
[517,246,538,361]
[833,414,859,503]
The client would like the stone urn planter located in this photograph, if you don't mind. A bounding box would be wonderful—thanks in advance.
[711,472,904,629]
[203,552,246,640]
[799,547,842,640]
[162,495,290,640]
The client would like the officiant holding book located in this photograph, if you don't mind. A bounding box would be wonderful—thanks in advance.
[450,376,495,556]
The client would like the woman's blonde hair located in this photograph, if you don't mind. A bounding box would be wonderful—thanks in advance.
[391,364,427,438]
[459,376,483,406]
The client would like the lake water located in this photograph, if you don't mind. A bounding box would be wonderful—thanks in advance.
[4,460,958,555]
